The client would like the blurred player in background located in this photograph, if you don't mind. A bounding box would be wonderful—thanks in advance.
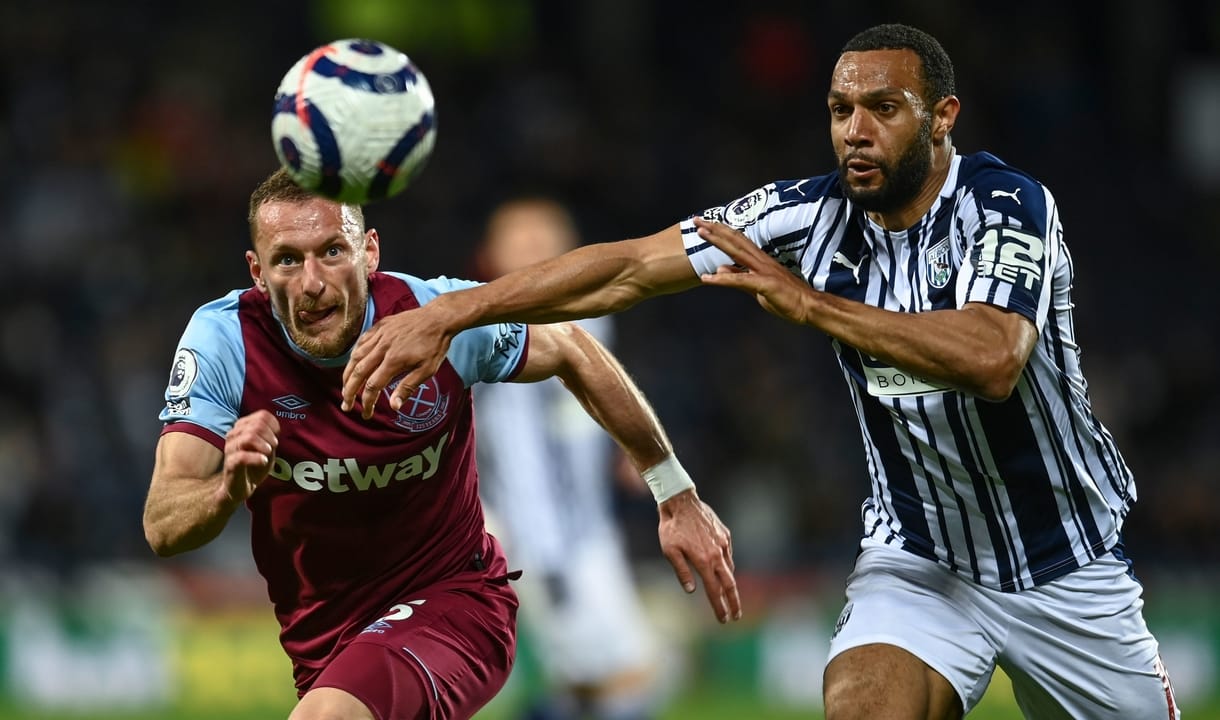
[143,170,739,720]
[473,197,665,720]
[343,23,1178,720]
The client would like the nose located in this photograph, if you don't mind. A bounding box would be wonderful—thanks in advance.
[843,110,873,148]
[301,256,326,297]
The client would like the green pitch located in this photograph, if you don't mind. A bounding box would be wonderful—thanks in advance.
[1,684,1215,720]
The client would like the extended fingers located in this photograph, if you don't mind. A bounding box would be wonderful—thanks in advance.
[702,554,742,623]
[357,363,418,419]
[345,359,431,419]
[341,367,360,411]
[343,337,388,413]
[717,525,741,618]
[342,360,369,413]
[699,267,757,290]
[343,331,370,385]
[671,542,742,624]
[389,380,418,413]
[359,377,382,420]
[702,576,729,623]
[692,218,766,266]
[719,560,742,621]
[664,545,698,595]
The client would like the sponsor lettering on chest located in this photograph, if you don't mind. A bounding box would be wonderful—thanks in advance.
[267,433,448,493]
[859,352,950,398]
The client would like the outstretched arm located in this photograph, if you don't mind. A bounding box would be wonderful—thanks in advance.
[694,218,1038,401]
[144,411,281,556]
[342,225,697,417]
[512,321,741,624]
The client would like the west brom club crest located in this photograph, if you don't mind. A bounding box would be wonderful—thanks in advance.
[925,237,952,289]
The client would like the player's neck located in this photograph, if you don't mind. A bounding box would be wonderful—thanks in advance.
[867,144,955,231]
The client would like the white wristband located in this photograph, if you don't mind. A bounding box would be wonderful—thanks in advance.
[641,454,695,504]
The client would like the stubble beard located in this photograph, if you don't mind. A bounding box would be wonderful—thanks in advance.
[840,115,934,215]
[274,290,366,360]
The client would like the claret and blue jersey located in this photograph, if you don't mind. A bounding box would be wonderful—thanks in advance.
[158,271,528,690]
[681,151,1135,593]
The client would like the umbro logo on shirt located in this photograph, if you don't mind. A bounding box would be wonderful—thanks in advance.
[273,394,311,420]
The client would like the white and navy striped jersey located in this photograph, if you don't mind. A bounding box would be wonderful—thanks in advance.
[473,316,619,575]
[681,151,1134,592]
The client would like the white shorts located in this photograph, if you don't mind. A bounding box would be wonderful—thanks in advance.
[511,530,656,687]
[828,542,1180,718]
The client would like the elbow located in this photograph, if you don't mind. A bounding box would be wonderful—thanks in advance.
[549,322,596,381]
[975,380,1018,404]
[144,526,175,557]
[147,538,189,558]
[149,544,179,559]
[969,348,1027,402]
[144,519,187,558]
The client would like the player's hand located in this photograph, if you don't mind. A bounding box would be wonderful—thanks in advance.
[342,306,456,419]
[658,489,741,624]
[222,410,280,505]
[693,217,814,326]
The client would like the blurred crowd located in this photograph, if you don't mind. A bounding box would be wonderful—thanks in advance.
[1,0,1217,590]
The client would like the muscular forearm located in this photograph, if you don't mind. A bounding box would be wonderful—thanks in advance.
[552,327,671,472]
[802,293,1034,401]
[438,230,698,330]
[143,472,242,557]
[693,219,1036,402]
[146,416,278,555]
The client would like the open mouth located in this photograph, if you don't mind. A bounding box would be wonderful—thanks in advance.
[297,306,338,325]
[846,158,880,179]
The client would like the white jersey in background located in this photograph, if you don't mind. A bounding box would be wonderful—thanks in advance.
[474,315,657,687]
[681,151,1135,593]
[475,316,618,573]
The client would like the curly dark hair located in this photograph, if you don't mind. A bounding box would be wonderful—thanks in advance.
[842,24,956,104]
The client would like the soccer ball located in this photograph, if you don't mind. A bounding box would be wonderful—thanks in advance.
[271,39,437,205]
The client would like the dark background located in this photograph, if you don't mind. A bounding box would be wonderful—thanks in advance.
[1,0,1216,592]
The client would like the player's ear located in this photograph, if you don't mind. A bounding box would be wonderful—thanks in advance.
[246,250,268,293]
[932,95,959,142]
[364,229,381,275]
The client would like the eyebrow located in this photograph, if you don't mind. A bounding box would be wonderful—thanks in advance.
[266,234,350,253]
[827,87,908,103]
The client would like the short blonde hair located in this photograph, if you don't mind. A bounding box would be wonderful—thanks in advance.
[247,168,365,245]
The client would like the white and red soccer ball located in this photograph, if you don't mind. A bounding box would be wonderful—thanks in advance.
[271,39,436,204]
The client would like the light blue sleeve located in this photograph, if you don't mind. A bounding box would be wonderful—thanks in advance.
[158,291,247,439]
[387,272,528,387]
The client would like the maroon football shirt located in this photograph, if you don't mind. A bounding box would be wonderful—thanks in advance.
[163,273,524,691]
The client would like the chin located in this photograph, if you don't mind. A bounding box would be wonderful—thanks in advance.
[846,189,884,209]
[286,329,334,358]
